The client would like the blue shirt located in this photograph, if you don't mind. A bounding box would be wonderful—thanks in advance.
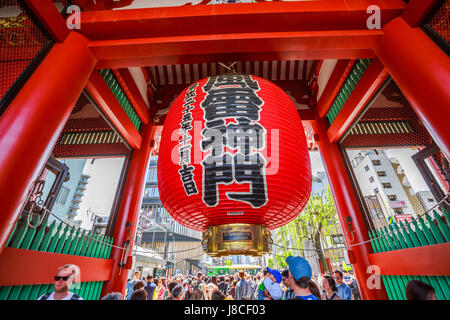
[145,282,156,300]
[126,280,137,300]
[295,294,319,300]
[337,282,352,300]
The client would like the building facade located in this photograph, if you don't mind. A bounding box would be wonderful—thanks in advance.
[138,156,204,276]
[351,150,425,225]
[41,158,88,226]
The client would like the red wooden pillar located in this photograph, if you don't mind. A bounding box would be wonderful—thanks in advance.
[311,113,388,300]
[101,122,154,298]
[375,17,450,158]
[0,32,96,254]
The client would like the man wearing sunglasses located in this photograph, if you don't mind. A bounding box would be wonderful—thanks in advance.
[333,270,352,300]
[38,264,83,300]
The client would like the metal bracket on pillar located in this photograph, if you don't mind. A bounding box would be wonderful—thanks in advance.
[118,222,132,272]
[345,216,355,242]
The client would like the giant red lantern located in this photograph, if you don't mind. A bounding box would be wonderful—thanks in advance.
[158,74,311,256]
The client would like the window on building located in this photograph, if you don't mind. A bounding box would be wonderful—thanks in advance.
[364,165,370,172]
[393,208,404,215]
[382,182,392,188]
[369,176,374,183]
[427,198,434,202]
[370,208,384,219]
[388,195,397,201]
[56,187,70,205]
[377,171,387,177]
[372,160,381,166]
[370,209,378,219]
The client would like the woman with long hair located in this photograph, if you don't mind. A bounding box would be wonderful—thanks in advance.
[157,278,167,300]
[322,275,342,300]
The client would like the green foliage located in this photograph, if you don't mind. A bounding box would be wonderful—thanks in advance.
[276,185,341,272]
[267,258,274,269]
[275,255,287,269]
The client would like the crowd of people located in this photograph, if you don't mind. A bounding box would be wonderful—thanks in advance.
[38,257,438,301]
[116,255,435,301]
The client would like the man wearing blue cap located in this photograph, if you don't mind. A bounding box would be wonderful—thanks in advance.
[285,256,319,300]
[263,267,283,300]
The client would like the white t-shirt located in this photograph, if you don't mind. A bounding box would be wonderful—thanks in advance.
[263,277,282,300]
[37,292,83,300]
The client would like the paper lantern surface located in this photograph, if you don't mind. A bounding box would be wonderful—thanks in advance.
[157,74,311,232]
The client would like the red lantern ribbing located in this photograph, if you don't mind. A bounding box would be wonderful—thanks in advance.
[158,74,311,256]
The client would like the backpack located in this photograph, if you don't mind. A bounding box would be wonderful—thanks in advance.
[218,282,229,295]
[40,292,82,300]
[189,285,203,300]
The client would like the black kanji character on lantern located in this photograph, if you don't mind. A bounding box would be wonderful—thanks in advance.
[202,153,233,206]
[179,164,198,195]
[227,152,267,208]
[226,117,265,155]
[179,133,192,146]
[201,126,227,157]
[201,87,263,126]
[203,74,260,92]
[179,144,192,165]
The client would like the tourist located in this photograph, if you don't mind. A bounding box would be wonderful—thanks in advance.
[125,271,141,300]
[165,281,178,300]
[229,280,238,300]
[211,289,226,300]
[133,280,146,292]
[130,288,147,300]
[189,280,204,300]
[157,278,166,300]
[308,279,322,300]
[235,270,254,300]
[334,270,352,300]
[182,280,191,299]
[256,268,269,300]
[195,272,203,286]
[263,267,283,300]
[145,275,156,300]
[406,280,437,300]
[218,275,229,295]
[171,285,184,300]
[322,275,342,300]
[286,256,319,300]
[348,270,361,300]
[281,269,295,300]
[37,264,83,300]
[101,292,123,300]
[202,281,218,300]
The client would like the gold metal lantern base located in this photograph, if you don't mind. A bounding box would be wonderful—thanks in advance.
[202,223,272,257]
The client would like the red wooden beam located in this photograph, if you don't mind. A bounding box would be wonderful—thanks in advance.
[0,247,113,286]
[79,0,405,41]
[314,60,324,78]
[113,69,150,124]
[96,49,374,70]
[375,17,450,159]
[89,30,383,68]
[327,58,388,142]
[85,71,142,149]
[316,59,355,118]
[368,243,450,276]
[24,0,69,43]
[153,80,310,115]
[402,0,439,27]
